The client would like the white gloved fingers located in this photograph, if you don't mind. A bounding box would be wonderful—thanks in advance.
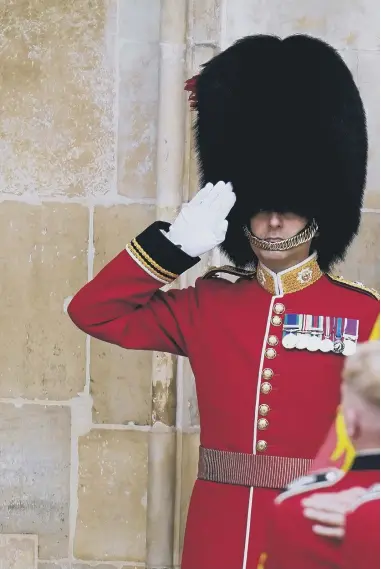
[209,181,234,205]
[199,180,226,209]
[302,488,366,511]
[192,182,214,206]
[173,206,190,226]
[207,181,231,206]
[215,219,229,242]
[212,180,229,195]
[303,507,345,527]
[312,525,345,539]
[215,186,236,219]
[193,181,234,210]
[165,180,234,257]
[208,185,236,226]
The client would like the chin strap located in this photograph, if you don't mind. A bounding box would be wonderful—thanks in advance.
[244,220,319,252]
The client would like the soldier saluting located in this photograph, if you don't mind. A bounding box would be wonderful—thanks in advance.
[68,34,379,569]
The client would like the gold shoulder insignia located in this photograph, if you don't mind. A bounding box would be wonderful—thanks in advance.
[202,265,256,280]
[327,274,380,301]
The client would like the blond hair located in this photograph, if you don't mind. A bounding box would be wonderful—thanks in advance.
[342,341,380,407]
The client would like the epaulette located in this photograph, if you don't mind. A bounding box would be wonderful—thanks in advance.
[202,265,256,280]
[275,468,344,504]
[327,273,380,301]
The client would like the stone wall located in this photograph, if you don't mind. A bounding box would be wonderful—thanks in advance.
[0,1,379,568]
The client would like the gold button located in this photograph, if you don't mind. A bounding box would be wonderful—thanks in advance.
[261,382,272,394]
[259,404,270,416]
[256,440,267,452]
[271,315,282,326]
[274,303,285,315]
[258,418,269,430]
[268,335,279,346]
[265,348,276,359]
[262,368,274,380]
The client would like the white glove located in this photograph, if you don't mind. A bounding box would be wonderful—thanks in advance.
[163,181,236,257]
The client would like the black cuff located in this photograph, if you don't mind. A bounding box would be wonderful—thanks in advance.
[128,221,200,283]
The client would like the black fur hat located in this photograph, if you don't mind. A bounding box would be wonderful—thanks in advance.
[188,34,368,271]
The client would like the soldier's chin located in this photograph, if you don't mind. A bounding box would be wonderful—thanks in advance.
[256,248,289,262]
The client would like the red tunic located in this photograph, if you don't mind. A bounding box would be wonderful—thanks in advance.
[263,453,380,569]
[68,222,379,569]
[342,482,380,569]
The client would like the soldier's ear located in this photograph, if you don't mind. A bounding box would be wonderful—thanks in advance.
[343,407,359,441]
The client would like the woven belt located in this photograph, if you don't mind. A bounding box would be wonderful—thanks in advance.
[198,446,314,489]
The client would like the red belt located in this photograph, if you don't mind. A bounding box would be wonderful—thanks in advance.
[197,446,314,489]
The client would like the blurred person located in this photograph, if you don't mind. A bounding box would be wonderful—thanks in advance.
[259,340,380,569]
[311,313,379,473]
[342,483,380,569]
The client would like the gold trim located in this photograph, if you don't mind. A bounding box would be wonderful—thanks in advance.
[131,238,178,280]
[327,274,380,301]
[202,265,256,280]
[126,243,173,284]
[369,315,380,341]
[257,254,322,295]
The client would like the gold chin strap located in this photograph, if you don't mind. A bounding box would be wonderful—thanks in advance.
[244,220,319,252]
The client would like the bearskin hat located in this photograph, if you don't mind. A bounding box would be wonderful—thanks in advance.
[186,34,368,271]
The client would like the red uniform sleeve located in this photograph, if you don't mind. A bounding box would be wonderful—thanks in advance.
[68,221,200,356]
[343,493,380,569]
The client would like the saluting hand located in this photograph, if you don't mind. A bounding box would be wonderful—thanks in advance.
[164,181,236,257]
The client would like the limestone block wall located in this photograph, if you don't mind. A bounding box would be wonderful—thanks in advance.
[0,1,378,569]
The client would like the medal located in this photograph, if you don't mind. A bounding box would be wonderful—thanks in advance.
[282,313,302,350]
[307,335,320,352]
[342,318,359,357]
[281,313,356,355]
[296,333,309,350]
[332,317,345,354]
[296,315,309,349]
[282,333,298,349]
[320,316,333,353]
[333,339,345,354]
[320,338,334,353]
[307,315,323,352]
[343,339,357,356]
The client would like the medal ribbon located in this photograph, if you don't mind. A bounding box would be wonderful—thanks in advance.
[335,317,343,341]
[302,314,308,334]
[310,315,323,333]
[344,318,359,339]
[324,316,330,339]
[283,313,302,335]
